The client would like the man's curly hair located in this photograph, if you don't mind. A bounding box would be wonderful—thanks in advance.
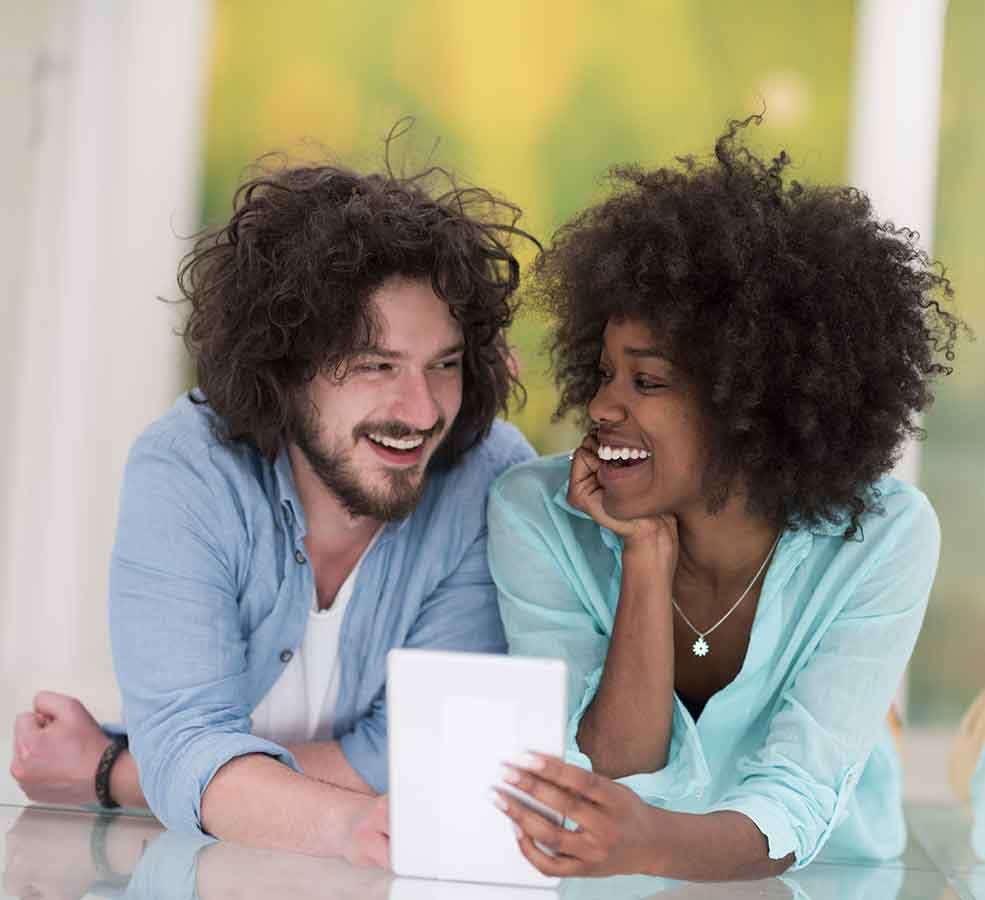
[533,115,965,538]
[178,137,535,469]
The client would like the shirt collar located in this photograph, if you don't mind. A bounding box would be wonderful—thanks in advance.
[274,444,307,538]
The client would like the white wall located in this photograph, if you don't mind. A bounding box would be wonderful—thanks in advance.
[848,0,949,486]
[0,0,211,726]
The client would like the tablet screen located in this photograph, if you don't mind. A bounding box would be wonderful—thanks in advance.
[388,649,568,887]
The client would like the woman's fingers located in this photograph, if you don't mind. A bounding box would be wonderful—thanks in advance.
[568,434,606,516]
[500,764,603,833]
[509,753,611,806]
[493,788,583,859]
[515,831,582,878]
[570,437,600,479]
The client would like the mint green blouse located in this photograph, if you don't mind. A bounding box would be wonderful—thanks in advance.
[487,454,940,869]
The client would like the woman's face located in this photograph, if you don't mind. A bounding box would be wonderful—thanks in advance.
[587,317,710,521]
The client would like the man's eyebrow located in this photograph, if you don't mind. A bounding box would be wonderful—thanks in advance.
[354,346,401,359]
[431,342,466,360]
[353,342,465,361]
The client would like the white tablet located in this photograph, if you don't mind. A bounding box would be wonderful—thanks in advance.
[387,649,568,888]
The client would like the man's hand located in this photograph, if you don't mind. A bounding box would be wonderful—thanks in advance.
[342,795,390,869]
[10,691,111,806]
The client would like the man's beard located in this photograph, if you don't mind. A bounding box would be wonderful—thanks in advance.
[292,411,444,522]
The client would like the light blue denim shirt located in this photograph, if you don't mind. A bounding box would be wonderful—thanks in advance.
[488,454,940,870]
[109,394,534,835]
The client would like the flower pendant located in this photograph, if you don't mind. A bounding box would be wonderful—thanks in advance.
[692,636,710,657]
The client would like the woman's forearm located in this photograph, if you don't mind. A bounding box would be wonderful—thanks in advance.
[576,542,675,777]
[641,807,794,881]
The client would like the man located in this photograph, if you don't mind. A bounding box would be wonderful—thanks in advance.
[10,156,536,865]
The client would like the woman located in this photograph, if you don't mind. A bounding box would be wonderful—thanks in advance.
[488,117,963,881]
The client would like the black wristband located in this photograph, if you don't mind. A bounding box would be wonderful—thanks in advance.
[94,735,129,809]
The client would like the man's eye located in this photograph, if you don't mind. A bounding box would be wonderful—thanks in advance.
[355,362,391,373]
[434,359,461,371]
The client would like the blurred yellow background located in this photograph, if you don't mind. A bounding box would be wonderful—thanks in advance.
[199,0,984,727]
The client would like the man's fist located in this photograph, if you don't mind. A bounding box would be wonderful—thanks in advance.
[344,794,390,869]
[10,691,110,806]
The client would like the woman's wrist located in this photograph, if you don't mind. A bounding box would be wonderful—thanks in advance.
[620,538,674,600]
[633,801,670,877]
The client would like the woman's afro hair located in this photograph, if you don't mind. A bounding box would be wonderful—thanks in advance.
[533,115,966,538]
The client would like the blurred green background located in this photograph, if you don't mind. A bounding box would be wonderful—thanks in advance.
[199,0,984,726]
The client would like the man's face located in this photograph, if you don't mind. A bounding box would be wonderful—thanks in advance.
[293,277,464,521]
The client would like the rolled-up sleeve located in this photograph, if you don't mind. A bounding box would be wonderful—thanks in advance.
[488,481,608,765]
[712,492,940,868]
[109,436,299,834]
[339,528,508,792]
[488,479,708,799]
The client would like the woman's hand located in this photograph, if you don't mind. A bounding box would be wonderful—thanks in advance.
[567,432,679,564]
[494,753,660,878]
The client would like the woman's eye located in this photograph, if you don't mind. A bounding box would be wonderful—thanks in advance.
[635,377,665,391]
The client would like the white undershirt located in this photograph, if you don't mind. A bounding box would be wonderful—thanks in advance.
[251,529,380,745]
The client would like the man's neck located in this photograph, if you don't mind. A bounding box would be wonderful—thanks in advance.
[287,443,381,559]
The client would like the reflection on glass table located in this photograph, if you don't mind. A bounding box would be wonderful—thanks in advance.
[1,801,979,900]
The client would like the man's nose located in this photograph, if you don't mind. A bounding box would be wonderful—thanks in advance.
[392,372,442,432]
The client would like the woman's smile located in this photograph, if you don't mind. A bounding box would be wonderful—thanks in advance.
[596,441,654,486]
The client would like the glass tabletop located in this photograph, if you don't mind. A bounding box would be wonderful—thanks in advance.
[1,799,982,900]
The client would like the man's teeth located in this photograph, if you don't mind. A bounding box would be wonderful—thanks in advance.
[368,433,424,451]
[597,445,650,461]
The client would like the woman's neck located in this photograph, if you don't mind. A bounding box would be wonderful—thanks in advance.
[673,498,780,599]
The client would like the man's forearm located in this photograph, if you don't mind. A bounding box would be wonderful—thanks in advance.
[577,543,675,778]
[200,753,369,857]
[109,751,148,809]
[286,741,375,794]
[108,738,369,811]
[643,808,795,881]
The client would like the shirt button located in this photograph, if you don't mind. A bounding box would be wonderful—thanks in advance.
[294,550,306,564]
[279,649,294,663]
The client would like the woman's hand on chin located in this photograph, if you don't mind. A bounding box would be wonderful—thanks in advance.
[567,433,679,561]
[493,753,661,878]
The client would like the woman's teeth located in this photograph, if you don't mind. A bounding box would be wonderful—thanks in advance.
[597,445,650,462]
[368,433,424,451]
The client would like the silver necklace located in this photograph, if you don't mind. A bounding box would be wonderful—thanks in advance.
[673,533,781,658]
